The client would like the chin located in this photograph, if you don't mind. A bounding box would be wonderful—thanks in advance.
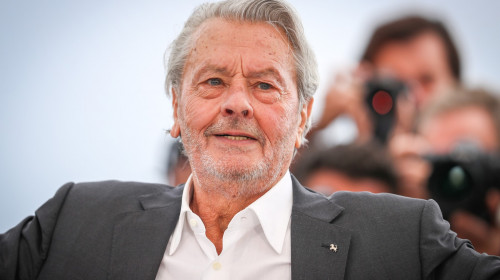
[199,152,269,179]
[214,162,267,181]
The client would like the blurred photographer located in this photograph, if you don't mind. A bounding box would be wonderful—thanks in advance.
[294,141,399,195]
[165,140,191,186]
[395,87,500,255]
[292,14,461,181]
[308,15,461,146]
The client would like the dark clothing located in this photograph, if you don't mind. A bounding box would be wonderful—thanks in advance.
[1,176,500,279]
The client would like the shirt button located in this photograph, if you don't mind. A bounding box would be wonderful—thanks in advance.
[189,218,198,227]
[212,262,222,270]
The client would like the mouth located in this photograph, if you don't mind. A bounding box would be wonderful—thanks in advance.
[215,134,257,141]
[204,123,263,144]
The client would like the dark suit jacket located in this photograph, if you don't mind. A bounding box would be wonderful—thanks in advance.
[1,176,500,279]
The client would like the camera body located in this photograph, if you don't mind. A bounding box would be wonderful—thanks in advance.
[364,76,408,143]
[425,147,500,223]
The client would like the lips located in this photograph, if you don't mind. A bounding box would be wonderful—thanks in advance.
[204,121,264,143]
[215,133,257,141]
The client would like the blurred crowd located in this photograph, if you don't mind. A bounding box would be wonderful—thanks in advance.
[165,14,500,255]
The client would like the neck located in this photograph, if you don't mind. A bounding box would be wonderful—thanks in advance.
[189,171,286,254]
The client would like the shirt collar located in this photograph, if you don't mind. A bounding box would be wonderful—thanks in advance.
[168,171,293,255]
[168,174,194,255]
[246,170,293,254]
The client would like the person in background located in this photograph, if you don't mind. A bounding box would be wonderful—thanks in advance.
[306,14,461,147]
[417,88,500,153]
[394,87,500,199]
[295,12,481,203]
[294,141,398,195]
[291,14,463,186]
[385,60,491,198]
[361,16,460,110]
[165,140,191,186]
[395,87,500,255]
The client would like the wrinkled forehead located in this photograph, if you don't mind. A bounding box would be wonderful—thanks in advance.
[189,17,292,58]
[182,18,296,83]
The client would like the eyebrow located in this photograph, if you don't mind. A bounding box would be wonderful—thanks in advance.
[191,64,231,84]
[246,68,286,90]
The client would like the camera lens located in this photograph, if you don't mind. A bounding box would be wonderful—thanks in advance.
[371,90,393,115]
[430,163,473,200]
[364,76,407,143]
[425,150,499,222]
[445,166,469,195]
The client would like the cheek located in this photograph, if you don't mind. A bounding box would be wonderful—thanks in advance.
[180,96,220,129]
[256,101,299,141]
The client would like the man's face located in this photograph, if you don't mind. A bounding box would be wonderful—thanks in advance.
[418,105,499,153]
[170,18,310,193]
[373,31,456,108]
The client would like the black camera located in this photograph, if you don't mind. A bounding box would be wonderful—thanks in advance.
[364,76,408,144]
[425,148,500,223]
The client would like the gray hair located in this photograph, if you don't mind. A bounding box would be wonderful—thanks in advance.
[164,0,318,143]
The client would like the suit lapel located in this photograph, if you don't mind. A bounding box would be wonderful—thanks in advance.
[108,186,184,280]
[107,178,351,279]
[290,176,352,280]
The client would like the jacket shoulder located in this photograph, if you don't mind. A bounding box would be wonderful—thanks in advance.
[330,191,427,214]
[327,191,430,243]
[71,180,175,195]
[62,180,181,213]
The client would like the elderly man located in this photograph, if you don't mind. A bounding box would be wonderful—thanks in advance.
[1,0,500,279]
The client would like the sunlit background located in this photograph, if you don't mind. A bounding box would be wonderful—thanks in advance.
[1,0,499,232]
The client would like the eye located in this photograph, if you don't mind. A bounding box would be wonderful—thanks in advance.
[207,78,222,86]
[419,74,434,88]
[257,82,272,90]
[253,82,281,104]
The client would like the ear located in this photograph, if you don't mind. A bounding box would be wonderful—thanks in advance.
[170,89,181,138]
[295,98,314,148]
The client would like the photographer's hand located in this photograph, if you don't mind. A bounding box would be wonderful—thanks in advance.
[450,210,500,256]
[311,66,372,142]
[389,133,432,199]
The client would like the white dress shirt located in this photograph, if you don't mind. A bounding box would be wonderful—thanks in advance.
[156,171,293,280]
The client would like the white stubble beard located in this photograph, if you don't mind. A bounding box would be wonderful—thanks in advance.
[180,115,296,199]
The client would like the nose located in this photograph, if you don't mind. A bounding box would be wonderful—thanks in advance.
[221,82,254,118]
